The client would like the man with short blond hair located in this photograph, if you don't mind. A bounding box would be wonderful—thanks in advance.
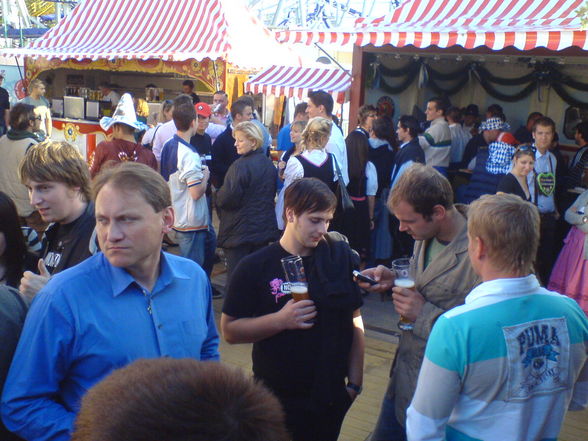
[407,193,588,441]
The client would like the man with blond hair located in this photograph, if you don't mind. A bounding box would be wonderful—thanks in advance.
[407,193,588,441]
[2,162,219,441]
[18,141,96,300]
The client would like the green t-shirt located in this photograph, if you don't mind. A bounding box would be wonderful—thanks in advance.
[424,237,448,269]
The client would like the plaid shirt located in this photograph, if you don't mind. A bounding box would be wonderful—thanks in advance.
[486,132,517,175]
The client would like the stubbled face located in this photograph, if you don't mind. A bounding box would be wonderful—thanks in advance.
[213,93,228,112]
[234,131,256,155]
[95,184,173,277]
[425,101,441,121]
[512,154,535,177]
[27,180,81,224]
[290,125,303,144]
[33,84,46,97]
[392,200,439,241]
[288,209,333,254]
[533,125,554,153]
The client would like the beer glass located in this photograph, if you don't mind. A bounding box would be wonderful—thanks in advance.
[392,258,415,331]
[281,256,309,302]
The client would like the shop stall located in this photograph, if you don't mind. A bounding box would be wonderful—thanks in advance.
[275,0,588,150]
[2,0,303,159]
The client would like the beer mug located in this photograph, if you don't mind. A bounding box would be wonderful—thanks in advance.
[280,256,309,302]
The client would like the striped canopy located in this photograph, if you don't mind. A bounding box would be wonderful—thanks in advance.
[4,0,302,69]
[245,65,351,103]
[276,0,588,52]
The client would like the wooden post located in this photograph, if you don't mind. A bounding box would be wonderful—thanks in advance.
[349,45,365,132]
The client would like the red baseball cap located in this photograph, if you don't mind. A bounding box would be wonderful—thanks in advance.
[195,102,211,118]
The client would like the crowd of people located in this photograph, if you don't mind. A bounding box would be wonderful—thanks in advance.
[0,83,586,441]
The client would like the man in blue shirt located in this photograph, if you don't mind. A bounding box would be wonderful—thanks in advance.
[1,162,219,441]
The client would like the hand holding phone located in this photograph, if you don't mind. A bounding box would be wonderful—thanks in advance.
[353,270,377,285]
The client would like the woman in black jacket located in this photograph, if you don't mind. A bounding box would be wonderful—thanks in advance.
[216,121,279,283]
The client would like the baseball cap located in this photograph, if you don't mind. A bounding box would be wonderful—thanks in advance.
[195,102,211,118]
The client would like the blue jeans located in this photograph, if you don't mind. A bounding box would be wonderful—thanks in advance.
[371,393,406,441]
[175,230,207,268]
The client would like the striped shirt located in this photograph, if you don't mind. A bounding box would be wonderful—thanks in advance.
[407,275,588,441]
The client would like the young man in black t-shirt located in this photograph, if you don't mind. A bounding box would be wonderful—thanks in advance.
[18,141,95,300]
[221,178,364,441]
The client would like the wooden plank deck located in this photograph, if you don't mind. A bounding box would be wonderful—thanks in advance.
[212,301,587,441]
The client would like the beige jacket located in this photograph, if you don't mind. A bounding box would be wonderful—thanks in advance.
[388,204,479,427]
[0,135,37,217]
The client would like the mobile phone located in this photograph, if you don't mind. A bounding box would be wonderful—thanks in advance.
[352,270,377,285]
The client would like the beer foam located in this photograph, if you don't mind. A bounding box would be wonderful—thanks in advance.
[395,278,415,288]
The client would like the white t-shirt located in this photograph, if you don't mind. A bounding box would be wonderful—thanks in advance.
[326,124,349,185]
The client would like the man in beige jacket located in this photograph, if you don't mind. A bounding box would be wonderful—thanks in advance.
[360,164,479,441]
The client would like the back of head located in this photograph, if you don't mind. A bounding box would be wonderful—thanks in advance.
[429,97,448,116]
[308,90,334,116]
[294,102,308,117]
[372,116,395,145]
[468,193,539,275]
[9,103,36,131]
[346,131,369,180]
[301,117,332,150]
[446,106,462,123]
[93,162,171,213]
[233,121,263,151]
[72,358,289,441]
[172,103,196,132]
[389,163,453,220]
[19,141,91,202]
[283,178,337,224]
[173,94,193,108]
[230,99,251,120]
[28,78,44,94]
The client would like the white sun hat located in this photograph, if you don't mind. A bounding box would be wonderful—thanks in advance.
[100,93,148,131]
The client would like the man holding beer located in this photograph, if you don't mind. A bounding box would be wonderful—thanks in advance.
[221,178,364,441]
[359,164,478,441]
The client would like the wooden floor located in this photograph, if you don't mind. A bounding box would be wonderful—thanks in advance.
[213,305,588,441]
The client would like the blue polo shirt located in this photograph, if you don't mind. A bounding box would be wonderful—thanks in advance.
[1,252,219,441]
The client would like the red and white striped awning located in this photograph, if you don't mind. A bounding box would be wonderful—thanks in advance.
[2,0,302,69]
[276,0,588,52]
[245,66,351,103]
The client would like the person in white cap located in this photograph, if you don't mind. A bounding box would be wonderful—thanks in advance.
[90,93,156,178]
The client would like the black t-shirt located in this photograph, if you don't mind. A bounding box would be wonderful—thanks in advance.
[43,203,95,274]
[223,241,361,395]
[190,132,212,157]
[189,92,201,104]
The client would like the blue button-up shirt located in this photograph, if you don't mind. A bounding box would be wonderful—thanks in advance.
[1,252,219,441]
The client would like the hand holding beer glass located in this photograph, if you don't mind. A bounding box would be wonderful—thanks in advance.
[392,258,416,331]
[281,256,315,325]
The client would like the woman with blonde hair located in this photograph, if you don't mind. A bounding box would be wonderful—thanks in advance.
[275,119,306,230]
[217,121,279,283]
[282,117,338,193]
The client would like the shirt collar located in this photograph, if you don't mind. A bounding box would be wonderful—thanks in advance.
[465,274,540,305]
[173,134,192,148]
[108,252,191,297]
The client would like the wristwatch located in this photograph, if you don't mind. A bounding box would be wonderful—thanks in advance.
[346,381,363,395]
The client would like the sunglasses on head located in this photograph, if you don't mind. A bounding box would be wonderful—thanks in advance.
[517,144,536,153]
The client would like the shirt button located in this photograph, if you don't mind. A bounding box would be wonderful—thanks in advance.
[158,324,163,329]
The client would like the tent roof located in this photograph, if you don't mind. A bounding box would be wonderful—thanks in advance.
[245,66,350,103]
[276,0,588,52]
[2,0,302,69]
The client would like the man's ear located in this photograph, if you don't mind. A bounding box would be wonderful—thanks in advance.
[284,207,295,224]
[431,204,447,221]
[162,206,175,233]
